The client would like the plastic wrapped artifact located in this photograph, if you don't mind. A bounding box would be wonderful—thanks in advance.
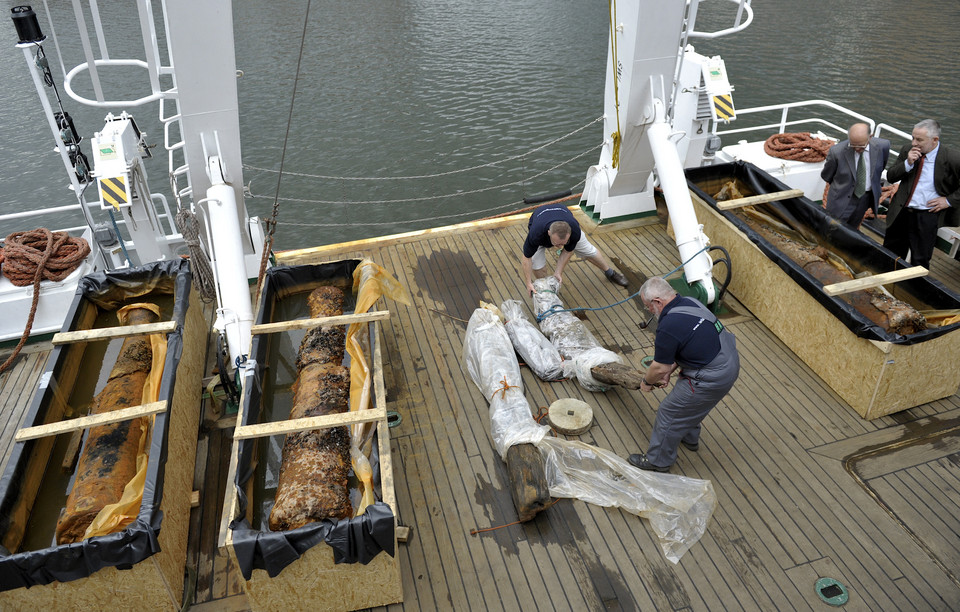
[538,437,716,564]
[500,299,564,381]
[532,277,622,391]
[462,303,717,563]
[463,304,549,458]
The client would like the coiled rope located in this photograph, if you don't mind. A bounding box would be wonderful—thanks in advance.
[174,209,217,303]
[0,229,91,374]
[764,132,835,162]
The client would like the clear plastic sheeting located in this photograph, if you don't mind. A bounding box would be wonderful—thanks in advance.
[533,277,602,359]
[572,346,623,392]
[463,304,549,458]
[462,304,716,563]
[538,437,716,564]
[532,277,621,391]
[501,299,564,381]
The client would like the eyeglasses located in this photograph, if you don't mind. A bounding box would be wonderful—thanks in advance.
[847,144,868,151]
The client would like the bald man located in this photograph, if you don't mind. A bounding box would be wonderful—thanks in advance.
[628,277,739,473]
[821,123,891,229]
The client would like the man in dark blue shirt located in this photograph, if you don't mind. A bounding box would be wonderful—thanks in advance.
[628,277,740,472]
[521,204,628,295]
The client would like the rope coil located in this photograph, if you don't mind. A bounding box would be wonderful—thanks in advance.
[2,229,90,286]
[763,132,835,163]
[0,229,91,374]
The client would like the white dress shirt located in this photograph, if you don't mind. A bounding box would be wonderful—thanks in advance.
[905,143,939,210]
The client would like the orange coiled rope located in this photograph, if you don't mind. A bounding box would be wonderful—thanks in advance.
[0,229,91,374]
[764,132,835,163]
[2,229,90,286]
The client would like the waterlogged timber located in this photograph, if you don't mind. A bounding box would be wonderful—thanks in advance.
[269,286,353,531]
[714,181,927,335]
[55,304,159,544]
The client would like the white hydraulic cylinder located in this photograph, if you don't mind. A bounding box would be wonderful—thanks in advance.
[646,118,716,304]
[206,166,253,365]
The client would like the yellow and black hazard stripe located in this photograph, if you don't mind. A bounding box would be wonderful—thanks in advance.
[99,176,129,209]
[712,94,735,121]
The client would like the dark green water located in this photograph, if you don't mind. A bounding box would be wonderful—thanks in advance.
[1,0,957,249]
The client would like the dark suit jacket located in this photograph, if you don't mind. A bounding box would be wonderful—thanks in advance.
[886,142,960,228]
[821,137,891,214]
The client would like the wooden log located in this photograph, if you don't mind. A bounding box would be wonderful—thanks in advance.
[716,189,804,210]
[505,443,551,522]
[590,362,646,390]
[822,267,928,296]
[61,430,84,473]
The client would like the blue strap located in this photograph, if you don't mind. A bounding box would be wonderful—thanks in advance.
[535,246,710,322]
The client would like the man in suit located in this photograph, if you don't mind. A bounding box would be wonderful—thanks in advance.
[883,119,960,270]
[821,123,891,229]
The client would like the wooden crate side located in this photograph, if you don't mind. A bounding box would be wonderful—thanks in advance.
[867,334,960,419]
[243,546,402,612]
[691,193,960,418]
[225,318,402,611]
[0,556,174,610]
[0,290,207,611]
[151,288,207,607]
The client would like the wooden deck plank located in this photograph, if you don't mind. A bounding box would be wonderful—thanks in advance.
[409,233,537,611]
[8,211,960,611]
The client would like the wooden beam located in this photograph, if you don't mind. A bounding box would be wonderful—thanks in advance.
[716,189,805,210]
[822,267,928,296]
[233,406,387,440]
[14,400,168,442]
[250,310,390,335]
[52,320,178,345]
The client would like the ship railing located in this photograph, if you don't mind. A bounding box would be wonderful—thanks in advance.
[0,199,181,246]
[686,0,754,40]
[711,99,878,144]
[51,0,198,251]
[874,123,913,160]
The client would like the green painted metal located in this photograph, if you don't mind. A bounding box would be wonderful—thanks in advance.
[814,577,849,606]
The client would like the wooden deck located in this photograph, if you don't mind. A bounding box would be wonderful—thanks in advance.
[3,207,960,610]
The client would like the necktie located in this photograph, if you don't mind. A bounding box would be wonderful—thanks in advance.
[905,154,925,207]
[854,151,866,198]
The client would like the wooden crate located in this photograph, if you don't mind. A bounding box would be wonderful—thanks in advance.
[0,263,205,609]
[220,264,402,611]
[687,180,960,419]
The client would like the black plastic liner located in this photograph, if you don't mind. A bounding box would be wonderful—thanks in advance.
[686,161,960,345]
[0,259,192,591]
[228,261,395,580]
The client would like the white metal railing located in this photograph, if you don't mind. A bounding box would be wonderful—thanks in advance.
[712,99,876,142]
[875,122,912,160]
[687,0,754,39]
[0,198,175,229]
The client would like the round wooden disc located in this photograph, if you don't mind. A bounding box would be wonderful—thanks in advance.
[547,398,594,435]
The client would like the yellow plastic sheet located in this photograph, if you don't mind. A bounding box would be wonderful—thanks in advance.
[83,303,167,539]
[346,260,411,515]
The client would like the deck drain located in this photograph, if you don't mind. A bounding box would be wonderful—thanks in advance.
[815,577,848,606]
[387,410,402,428]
